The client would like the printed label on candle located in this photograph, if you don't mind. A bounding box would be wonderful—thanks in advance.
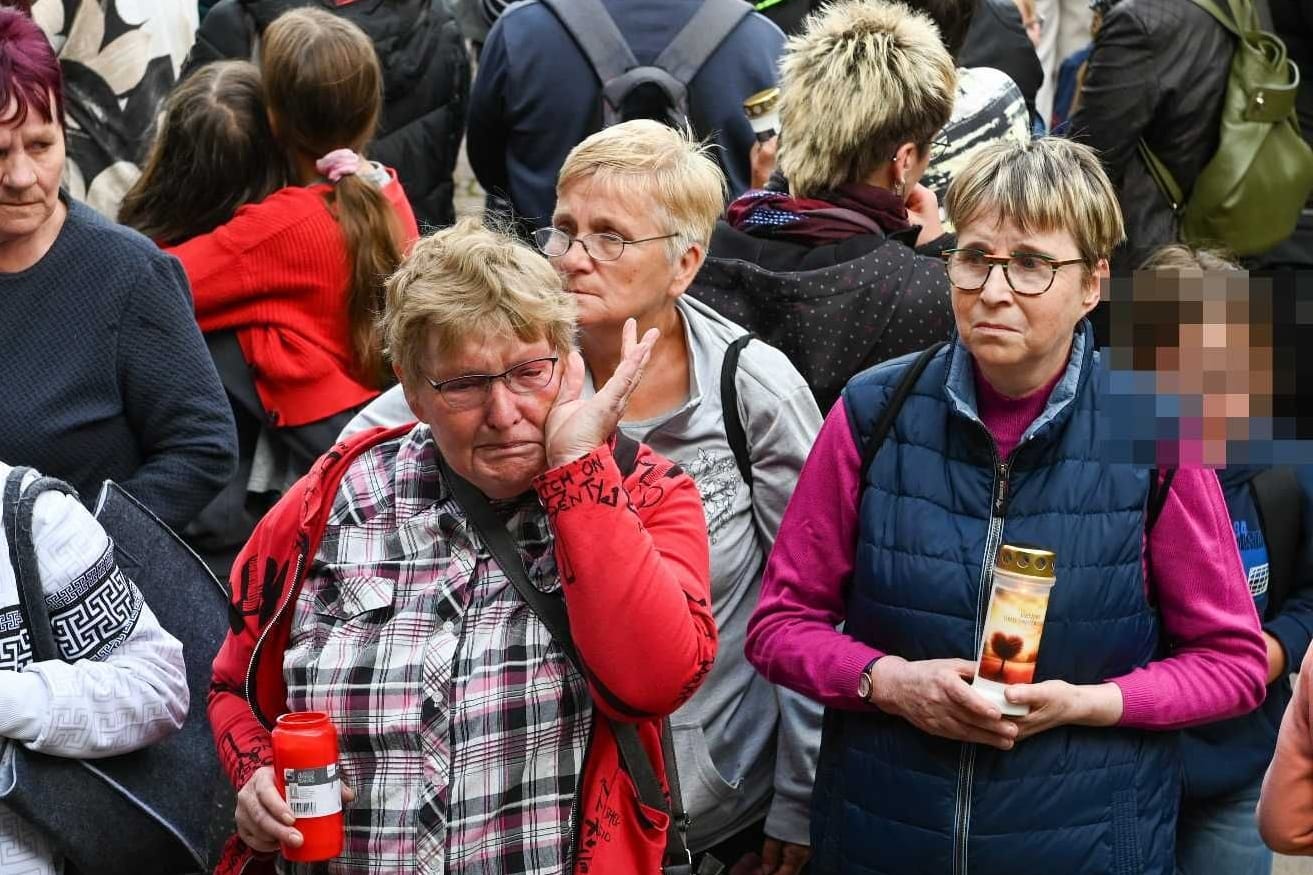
[976,584,1049,685]
[284,763,341,819]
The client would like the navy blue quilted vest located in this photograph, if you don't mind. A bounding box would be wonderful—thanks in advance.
[812,323,1179,875]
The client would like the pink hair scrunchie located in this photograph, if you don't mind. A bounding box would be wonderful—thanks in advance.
[315,149,363,183]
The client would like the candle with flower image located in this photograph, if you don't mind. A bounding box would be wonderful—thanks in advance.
[972,544,1057,716]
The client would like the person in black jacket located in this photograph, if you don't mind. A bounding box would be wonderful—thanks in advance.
[958,0,1044,126]
[184,0,469,230]
[1066,0,1232,271]
[688,0,957,414]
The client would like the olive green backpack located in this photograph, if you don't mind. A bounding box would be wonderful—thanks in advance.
[1137,0,1313,256]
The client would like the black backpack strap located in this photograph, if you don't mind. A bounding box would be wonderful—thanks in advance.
[1145,468,1177,533]
[3,468,77,663]
[612,431,642,479]
[1250,467,1303,612]
[652,0,754,86]
[539,0,638,86]
[720,334,755,492]
[859,342,947,486]
[439,457,690,869]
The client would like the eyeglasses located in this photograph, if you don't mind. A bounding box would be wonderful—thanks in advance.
[942,248,1086,295]
[533,227,678,262]
[425,356,560,410]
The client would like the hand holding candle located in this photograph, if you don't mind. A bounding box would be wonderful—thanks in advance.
[868,655,1018,750]
[1005,680,1125,741]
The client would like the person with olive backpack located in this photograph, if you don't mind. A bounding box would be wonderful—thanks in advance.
[1069,0,1313,269]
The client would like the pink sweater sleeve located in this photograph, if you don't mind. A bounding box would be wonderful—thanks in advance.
[1258,639,1313,855]
[1109,467,1267,729]
[745,401,883,709]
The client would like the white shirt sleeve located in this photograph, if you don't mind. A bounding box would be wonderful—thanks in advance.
[337,384,416,440]
[0,482,188,758]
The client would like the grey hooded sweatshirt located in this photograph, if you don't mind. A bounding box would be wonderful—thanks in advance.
[339,294,824,850]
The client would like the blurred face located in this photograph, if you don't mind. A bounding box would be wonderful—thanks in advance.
[401,331,562,500]
[0,98,63,247]
[550,176,691,332]
[952,213,1103,392]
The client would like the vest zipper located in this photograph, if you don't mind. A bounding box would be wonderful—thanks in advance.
[245,540,310,731]
[953,447,1015,875]
[566,719,596,871]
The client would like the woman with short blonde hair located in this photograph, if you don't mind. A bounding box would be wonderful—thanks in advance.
[536,117,825,874]
[555,120,726,263]
[746,137,1267,874]
[210,218,718,875]
[689,0,959,414]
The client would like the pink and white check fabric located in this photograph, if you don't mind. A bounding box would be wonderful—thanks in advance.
[281,425,593,874]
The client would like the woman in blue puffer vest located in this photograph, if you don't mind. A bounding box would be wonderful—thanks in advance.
[744,137,1268,875]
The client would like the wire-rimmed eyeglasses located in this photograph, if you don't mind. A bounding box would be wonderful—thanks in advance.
[533,227,678,262]
[425,356,560,410]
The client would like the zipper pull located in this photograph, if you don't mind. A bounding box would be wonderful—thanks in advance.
[994,462,1011,515]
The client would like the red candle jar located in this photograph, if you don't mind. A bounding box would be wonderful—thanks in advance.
[272,711,344,862]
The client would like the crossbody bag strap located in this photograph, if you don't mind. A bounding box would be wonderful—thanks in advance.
[3,469,76,663]
[1145,467,1177,532]
[1191,0,1248,37]
[859,342,948,489]
[439,459,687,866]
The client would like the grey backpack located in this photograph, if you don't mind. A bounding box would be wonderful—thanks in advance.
[540,0,753,130]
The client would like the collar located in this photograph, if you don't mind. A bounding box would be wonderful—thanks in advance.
[391,422,449,523]
[944,319,1093,450]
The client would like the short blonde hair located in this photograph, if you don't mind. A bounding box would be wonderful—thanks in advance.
[945,137,1125,266]
[778,0,957,198]
[1139,244,1239,273]
[556,120,727,261]
[382,218,577,383]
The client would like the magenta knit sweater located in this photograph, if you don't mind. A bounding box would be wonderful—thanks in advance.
[745,381,1267,729]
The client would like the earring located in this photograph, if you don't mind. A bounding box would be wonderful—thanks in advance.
[893,179,905,197]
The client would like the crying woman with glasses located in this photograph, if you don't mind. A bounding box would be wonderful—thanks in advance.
[210,215,721,875]
[744,137,1268,875]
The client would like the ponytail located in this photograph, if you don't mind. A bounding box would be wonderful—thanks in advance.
[260,6,402,386]
[330,173,402,388]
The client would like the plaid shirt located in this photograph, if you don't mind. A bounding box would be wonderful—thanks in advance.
[281,425,592,875]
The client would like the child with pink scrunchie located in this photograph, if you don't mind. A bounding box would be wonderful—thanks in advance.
[166,7,419,433]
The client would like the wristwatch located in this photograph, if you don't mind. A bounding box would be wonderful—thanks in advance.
[856,658,880,702]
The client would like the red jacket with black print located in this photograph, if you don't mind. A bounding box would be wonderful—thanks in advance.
[208,425,716,875]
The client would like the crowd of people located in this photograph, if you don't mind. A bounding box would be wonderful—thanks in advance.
[0,0,1311,874]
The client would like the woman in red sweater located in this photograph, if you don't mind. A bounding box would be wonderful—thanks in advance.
[166,7,420,430]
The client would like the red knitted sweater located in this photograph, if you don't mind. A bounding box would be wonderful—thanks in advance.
[167,170,419,426]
